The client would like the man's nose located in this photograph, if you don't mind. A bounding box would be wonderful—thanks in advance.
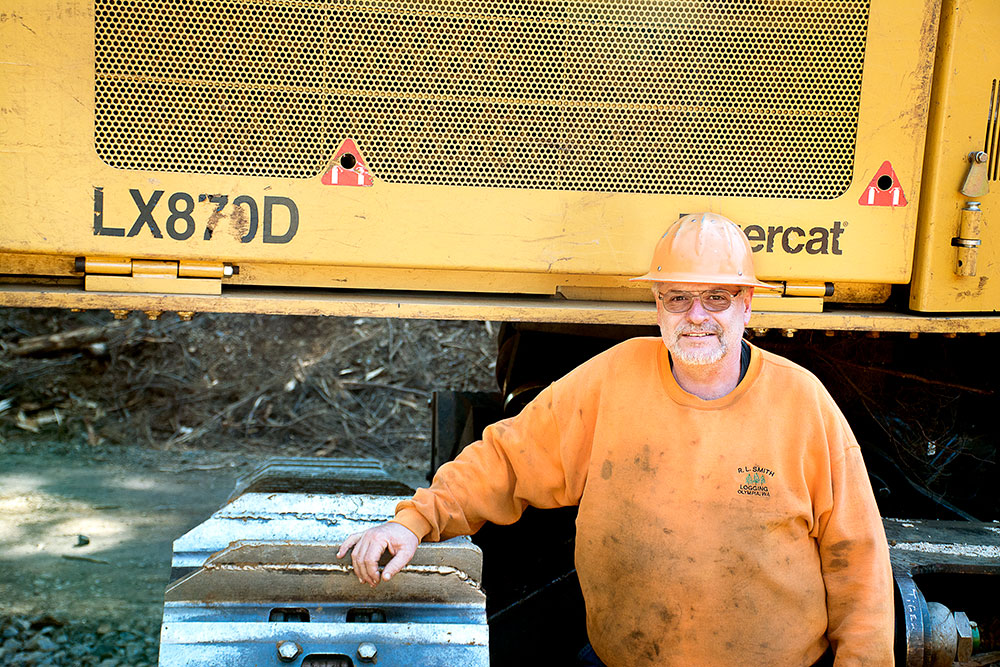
[685,298,710,323]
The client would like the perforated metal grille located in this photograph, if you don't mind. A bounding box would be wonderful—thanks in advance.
[95,1,871,198]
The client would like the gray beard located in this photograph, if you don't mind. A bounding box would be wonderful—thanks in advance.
[668,335,728,366]
[667,323,729,366]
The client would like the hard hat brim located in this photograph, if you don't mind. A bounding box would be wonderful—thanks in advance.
[629,272,782,291]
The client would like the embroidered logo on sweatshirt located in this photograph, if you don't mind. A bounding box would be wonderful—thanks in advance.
[736,465,774,497]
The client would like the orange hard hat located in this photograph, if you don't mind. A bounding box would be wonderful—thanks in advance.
[631,213,779,290]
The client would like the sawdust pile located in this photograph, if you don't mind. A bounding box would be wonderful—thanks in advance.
[0,309,497,470]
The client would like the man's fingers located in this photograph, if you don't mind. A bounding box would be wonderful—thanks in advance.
[381,542,416,582]
[356,535,387,586]
[337,532,362,559]
[340,523,420,586]
[351,536,371,585]
[349,534,375,585]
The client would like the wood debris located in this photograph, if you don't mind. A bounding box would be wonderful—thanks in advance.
[1,310,497,470]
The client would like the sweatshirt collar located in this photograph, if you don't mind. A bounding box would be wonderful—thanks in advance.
[657,340,763,409]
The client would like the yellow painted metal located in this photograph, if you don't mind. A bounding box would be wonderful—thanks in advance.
[131,260,176,278]
[1,1,938,292]
[557,286,654,303]
[910,0,999,312]
[75,257,228,292]
[231,263,616,295]
[782,283,831,298]
[2,284,999,333]
[4,0,997,330]
[84,275,221,295]
[828,282,892,304]
[177,262,228,279]
[0,253,77,277]
[0,249,877,314]
[79,259,222,294]
[0,251,883,310]
[84,257,132,275]
[750,294,823,313]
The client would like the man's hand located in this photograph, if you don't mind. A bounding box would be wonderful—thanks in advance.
[336,522,419,587]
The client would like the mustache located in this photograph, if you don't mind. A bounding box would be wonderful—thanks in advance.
[676,323,723,335]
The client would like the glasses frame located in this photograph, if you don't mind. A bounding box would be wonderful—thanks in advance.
[656,288,745,314]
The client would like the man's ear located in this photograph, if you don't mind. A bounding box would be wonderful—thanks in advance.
[742,288,754,326]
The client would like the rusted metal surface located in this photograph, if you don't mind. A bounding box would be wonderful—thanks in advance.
[886,519,1000,570]
[167,557,485,606]
[159,458,488,666]
[228,457,415,501]
[886,519,1000,667]
[171,492,408,571]
[167,540,484,604]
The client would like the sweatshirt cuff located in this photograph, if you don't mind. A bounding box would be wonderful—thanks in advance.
[391,507,432,541]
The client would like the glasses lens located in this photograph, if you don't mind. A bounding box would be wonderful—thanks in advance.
[659,290,737,313]
[660,292,694,313]
[701,290,736,312]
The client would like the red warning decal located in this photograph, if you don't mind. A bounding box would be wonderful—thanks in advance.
[322,138,373,187]
[858,161,907,207]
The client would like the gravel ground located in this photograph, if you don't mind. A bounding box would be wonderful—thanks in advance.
[0,614,159,667]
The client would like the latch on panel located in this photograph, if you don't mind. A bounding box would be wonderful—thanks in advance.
[960,151,989,198]
[76,257,232,295]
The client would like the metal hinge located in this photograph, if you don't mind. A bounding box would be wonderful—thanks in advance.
[76,257,233,295]
[955,152,988,276]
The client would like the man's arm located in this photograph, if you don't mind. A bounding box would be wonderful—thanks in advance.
[338,355,607,586]
[815,419,894,666]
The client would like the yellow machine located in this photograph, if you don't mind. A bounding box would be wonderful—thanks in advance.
[0,0,996,331]
[2,2,1000,666]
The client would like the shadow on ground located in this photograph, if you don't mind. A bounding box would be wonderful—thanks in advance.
[0,448,246,624]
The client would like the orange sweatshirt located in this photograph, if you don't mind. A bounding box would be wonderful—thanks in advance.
[394,338,893,666]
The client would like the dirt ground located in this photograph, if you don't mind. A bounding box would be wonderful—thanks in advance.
[0,308,497,661]
[0,446,247,623]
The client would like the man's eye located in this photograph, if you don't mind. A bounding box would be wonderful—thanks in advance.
[705,293,728,303]
[668,295,690,303]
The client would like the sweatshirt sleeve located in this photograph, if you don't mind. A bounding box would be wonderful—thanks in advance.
[813,412,894,666]
[393,355,604,542]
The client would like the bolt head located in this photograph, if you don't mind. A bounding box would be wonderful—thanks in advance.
[358,642,378,660]
[277,640,302,661]
[973,151,989,164]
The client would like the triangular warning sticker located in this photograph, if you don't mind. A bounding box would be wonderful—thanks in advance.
[858,161,907,207]
[321,138,373,187]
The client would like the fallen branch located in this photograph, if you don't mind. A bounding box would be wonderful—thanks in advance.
[823,356,993,396]
[6,322,126,356]
[61,554,110,565]
[340,381,431,397]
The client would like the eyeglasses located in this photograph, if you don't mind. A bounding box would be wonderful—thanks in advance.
[656,289,743,313]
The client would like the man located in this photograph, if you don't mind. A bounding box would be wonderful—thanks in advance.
[338,213,894,666]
